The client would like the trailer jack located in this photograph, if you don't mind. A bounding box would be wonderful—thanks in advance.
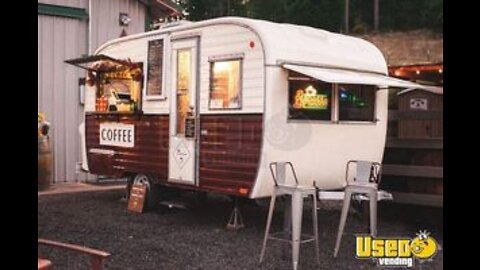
[226,196,245,230]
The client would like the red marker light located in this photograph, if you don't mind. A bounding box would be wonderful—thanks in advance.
[249,41,255,48]
[238,188,249,195]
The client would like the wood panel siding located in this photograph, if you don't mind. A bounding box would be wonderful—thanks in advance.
[199,114,263,196]
[85,114,169,178]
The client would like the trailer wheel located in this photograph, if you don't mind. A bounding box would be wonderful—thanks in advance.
[132,174,160,210]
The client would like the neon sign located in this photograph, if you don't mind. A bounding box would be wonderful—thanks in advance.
[292,85,329,110]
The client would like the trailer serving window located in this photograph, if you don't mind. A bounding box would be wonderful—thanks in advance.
[65,54,143,113]
[209,59,242,109]
[288,72,332,121]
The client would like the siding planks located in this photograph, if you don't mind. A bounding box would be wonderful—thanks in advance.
[199,114,263,195]
[85,114,169,178]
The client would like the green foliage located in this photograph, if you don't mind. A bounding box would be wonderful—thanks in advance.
[179,0,247,20]
[245,0,343,31]
[372,0,443,32]
[177,0,442,33]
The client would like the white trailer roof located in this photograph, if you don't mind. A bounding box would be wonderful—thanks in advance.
[229,17,389,75]
[98,17,388,75]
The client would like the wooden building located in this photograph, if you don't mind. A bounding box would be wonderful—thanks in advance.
[360,31,443,207]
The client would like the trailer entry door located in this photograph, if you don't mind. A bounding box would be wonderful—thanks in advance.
[168,37,199,185]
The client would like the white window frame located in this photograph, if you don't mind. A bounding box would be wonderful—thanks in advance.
[208,54,244,111]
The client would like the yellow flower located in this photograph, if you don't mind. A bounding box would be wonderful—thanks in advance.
[38,112,45,123]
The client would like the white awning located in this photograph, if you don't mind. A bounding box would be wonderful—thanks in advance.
[283,64,426,89]
[398,85,443,96]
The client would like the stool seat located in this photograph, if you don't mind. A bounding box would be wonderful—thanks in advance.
[259,162,320,270]
[276,185,317,195]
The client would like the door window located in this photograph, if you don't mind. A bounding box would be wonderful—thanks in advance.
[176,49,191,135]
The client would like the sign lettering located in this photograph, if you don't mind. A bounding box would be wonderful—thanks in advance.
[99,123,135,147]
[292,86,329,110]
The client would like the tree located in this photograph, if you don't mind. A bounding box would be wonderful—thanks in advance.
[345,0,350,33]
[179,0,247,21]
[178,0,442,33]
[373,0,379,31]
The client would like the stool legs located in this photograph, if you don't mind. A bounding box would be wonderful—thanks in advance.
[312,195,320,264]
[282,197,292,260]
[259,190,320,269]
[291,191,303,270]
[334,188,379,257]
[259,192,277,263]
[334,189,352,258]
[369,190,378,237]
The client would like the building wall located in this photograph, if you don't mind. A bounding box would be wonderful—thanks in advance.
[40,0,87,9]
[38,0,149,182]
[38,8,87,182]
[90,0,147,53]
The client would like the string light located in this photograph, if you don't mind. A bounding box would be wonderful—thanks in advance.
[416,70,420,75]
[438,69,443,74]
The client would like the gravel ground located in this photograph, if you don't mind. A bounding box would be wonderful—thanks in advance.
[38,189,443,270]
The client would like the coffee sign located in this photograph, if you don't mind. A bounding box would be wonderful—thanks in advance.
[99,123,135,147]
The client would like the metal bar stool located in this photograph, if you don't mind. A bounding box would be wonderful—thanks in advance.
[259,162,320,270]
[333,160,382,257]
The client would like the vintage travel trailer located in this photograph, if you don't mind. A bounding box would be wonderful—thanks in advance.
[67,17,421,205]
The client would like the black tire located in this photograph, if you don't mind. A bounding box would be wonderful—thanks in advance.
[132,174,161,210]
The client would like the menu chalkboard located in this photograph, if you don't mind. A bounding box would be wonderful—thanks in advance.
[146,39,164,96]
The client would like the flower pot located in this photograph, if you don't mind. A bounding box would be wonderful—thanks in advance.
[38,136,52,190]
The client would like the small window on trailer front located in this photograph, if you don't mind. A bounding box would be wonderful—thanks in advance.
[288,72,333,121]
[209,59,242,110]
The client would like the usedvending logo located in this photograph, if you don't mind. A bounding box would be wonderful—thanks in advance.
[355,230,439,267]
